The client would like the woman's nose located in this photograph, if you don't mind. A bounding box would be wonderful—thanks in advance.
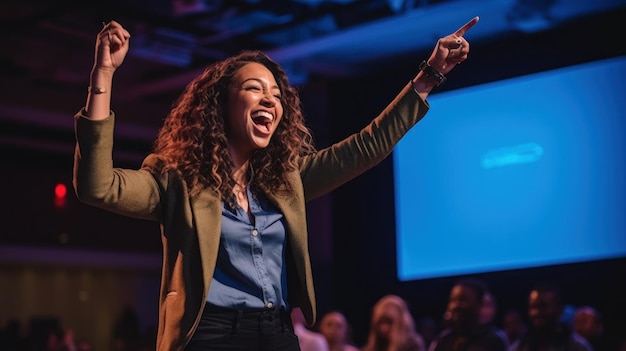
[261,92,275,106]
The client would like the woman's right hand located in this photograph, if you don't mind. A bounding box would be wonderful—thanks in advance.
[85,21,131,120]
[94,21,131,72]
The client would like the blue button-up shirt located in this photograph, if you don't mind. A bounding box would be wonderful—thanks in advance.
[207,186,288,310]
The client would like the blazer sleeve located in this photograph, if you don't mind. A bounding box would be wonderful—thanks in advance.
[299,81,430,201]
[72,110,163,221]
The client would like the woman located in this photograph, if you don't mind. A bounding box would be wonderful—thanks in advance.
[319,310,359,351]
[73,17,478,351]
[361,295,425,351]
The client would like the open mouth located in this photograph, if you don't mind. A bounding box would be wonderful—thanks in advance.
[251,110,274,132]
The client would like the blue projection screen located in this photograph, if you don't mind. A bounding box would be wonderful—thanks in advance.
[394,56,626,282]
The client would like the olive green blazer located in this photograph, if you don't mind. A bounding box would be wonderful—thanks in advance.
[73,81,428,351]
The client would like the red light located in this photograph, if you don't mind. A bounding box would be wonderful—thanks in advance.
[54,183,67,208]
[55,183,67,198]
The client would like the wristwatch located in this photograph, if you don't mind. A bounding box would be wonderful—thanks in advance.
[418,60,446,87]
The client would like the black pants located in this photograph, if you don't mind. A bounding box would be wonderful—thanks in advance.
[185,305,301,351]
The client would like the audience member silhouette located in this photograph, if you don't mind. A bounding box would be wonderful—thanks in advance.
[512,283,592,351]
[1,318,29,351]
[361,294,425,351]
[75,337,95,351]
[480,291,497,325]
[318,310,359,351]
[60,327,94,351]
[429,278,508,351]
[416,316,439,351]
[111,305,141,351]
[291,307,330,351]
[480,291,509,343]
[50,326,96,351]
[0,318,97,351]
[501,308,527,346]
[43,329,63,351]
[573,306,612,351]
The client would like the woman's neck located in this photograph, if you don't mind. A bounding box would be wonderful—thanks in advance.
[228,146,250,186]
[228,143,251,186]
[232,158,250,187]
[232,160,249,187]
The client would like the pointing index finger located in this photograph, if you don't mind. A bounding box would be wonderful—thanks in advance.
[454,16,479,37]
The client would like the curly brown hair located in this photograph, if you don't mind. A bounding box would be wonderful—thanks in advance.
[152,50,316,208]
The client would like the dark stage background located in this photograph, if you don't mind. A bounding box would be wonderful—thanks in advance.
[1,5,625,349]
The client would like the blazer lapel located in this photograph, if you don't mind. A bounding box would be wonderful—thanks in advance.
[189,189,223,293]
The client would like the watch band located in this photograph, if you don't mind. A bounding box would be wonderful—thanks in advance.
[418,60,446,87]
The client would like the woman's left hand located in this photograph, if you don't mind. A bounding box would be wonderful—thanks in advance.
[427,16,479,75]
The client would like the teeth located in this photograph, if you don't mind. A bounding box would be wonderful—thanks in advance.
[251,110,273,121]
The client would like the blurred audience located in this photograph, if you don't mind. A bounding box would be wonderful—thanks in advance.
[361,294,425,351]
[416,316,439,351]
[501,308,527,346]
[573,306,614,351]
[2,284,624,351]
[0,318,29,351]
[429,278,508,351]
[480,291,497,325]
[318,310,359,351]
[512,283,592,351]
[112,305,141,351]
[481,291,509,343]
[292,307,330,351]
[0,319,94,351]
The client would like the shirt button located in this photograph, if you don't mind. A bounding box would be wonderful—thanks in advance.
[266,302,274,309]
[252,229,258,236]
